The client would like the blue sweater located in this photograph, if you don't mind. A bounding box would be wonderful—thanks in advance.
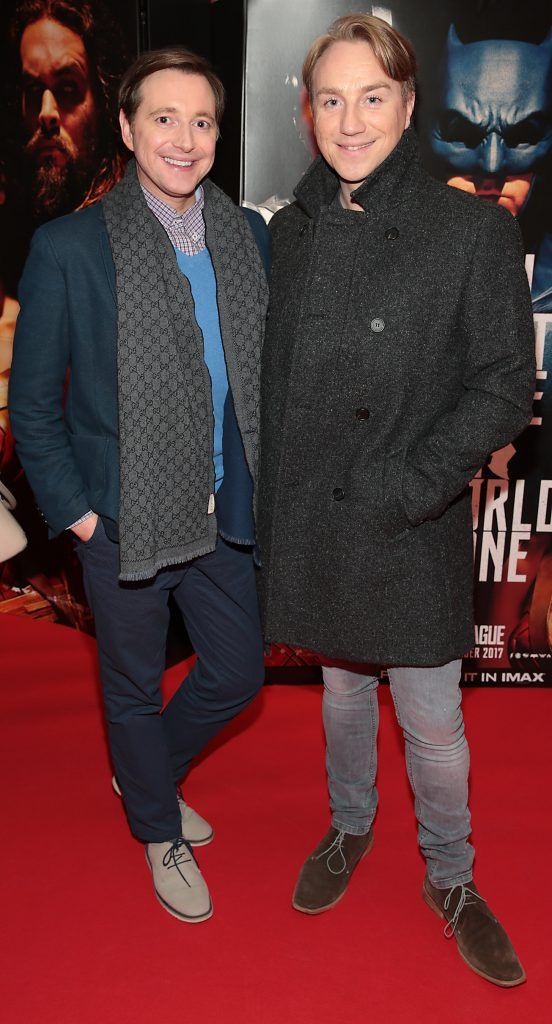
[176,248,228,491]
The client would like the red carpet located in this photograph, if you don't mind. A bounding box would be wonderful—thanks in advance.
[2,613,551,1024]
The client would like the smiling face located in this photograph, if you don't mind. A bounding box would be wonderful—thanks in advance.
[119,68,217,212]
[311,40,414,208]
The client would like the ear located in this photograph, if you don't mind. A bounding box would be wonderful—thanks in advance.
[119,109,134,152]
[405,90,415,129]
[446,24,463,52]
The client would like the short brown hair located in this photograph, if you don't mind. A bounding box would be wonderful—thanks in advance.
[119,46,225,127]
[303,13,416,105]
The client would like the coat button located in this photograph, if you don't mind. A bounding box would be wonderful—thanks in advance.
[355,408,370,420]
[385,227,399,240]
[332,487,345,501]
[371,318,385,333]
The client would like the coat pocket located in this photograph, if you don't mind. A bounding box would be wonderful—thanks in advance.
[348,448,411,541]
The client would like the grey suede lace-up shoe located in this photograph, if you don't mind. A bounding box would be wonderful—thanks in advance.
[423,875,526,987]
[112,776,214,846]
[292,826,374,914]
[146,837,213,923]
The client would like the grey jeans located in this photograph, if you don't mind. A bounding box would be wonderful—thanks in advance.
[322,660,474,889]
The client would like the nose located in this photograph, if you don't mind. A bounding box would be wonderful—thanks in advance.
[479,132,506,176]
[38,88,60,134]
[174,121,195,151]
[339,101,365,136]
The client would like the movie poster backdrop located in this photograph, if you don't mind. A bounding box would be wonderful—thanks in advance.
[243,0,552,685]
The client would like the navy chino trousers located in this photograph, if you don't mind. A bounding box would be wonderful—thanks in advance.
[76,519,264,842]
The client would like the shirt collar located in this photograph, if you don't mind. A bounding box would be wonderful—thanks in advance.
[141,183,203,218]
[140,184,206,255]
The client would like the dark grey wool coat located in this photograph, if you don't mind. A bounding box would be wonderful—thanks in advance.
[258,128,535,666]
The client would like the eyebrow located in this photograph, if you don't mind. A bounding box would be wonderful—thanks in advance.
[315,82,392,97]
[149,106,178,116]
[22,62,86,81]
[149,106,215,118]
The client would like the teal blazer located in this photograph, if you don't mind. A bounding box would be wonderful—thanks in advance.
[9,201,270,540]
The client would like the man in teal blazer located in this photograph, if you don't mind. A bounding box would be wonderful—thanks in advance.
[10,46,269,923]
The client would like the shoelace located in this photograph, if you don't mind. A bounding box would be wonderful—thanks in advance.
[314,830,348,875]
[162,837,194,887]
[443,884,485,938]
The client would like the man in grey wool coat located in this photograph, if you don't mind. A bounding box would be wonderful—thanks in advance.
[258,14,535,986]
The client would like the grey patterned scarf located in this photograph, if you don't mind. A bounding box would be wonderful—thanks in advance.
[102,159,266,581]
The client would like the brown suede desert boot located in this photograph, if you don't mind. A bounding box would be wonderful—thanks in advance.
[292,826,374,914]
[423,875,526,987]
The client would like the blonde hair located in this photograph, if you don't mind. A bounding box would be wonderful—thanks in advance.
[303,13,416,105]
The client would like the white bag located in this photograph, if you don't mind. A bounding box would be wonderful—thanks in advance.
[0,480,27,562]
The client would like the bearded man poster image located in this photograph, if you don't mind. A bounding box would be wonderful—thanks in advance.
[0,0,133,626]
[1,0,131,285]
[18,8,121,220]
